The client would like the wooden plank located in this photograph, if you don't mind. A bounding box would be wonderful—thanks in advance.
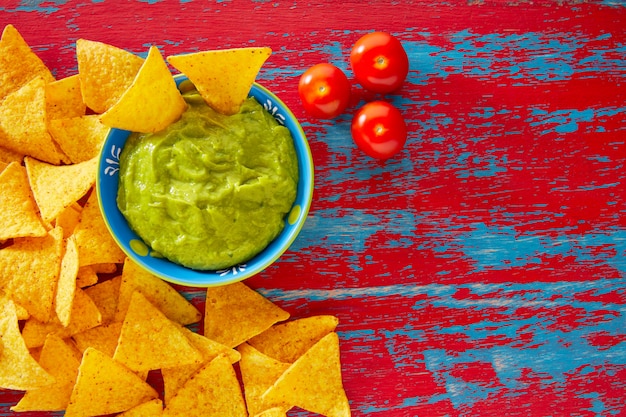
[0,0,625,415]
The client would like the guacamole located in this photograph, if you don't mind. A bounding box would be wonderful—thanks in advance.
[117,92,299,270]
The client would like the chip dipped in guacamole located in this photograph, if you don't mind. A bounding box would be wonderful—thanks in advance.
[116,90,298,270]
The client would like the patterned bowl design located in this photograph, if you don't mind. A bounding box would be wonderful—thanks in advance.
[97,76,314,287]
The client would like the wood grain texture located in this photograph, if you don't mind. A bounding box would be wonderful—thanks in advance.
[1,0,625,416]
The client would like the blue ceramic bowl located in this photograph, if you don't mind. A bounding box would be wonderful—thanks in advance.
[97,75,313,287]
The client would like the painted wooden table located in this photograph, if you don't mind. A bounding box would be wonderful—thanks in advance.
[1,0,625,416]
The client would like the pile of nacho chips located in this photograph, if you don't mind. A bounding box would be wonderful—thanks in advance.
[0,24,350,417]
[0,23,271,159]
[2,259,350,416]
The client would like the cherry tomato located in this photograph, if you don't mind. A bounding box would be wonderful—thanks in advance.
[350,32,409,94]
[351,101,407,160]
[298,63,351,119]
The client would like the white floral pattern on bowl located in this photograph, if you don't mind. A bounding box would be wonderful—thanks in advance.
[103,144,121,176]
[263,98,286,125]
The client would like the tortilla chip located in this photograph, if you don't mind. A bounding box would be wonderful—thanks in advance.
[76,38,145,113]
[65,347,159,417]
[0,76,68,165]
[100,45,187,133]
[162,328,241,403]
[46,74,86,120]
[0,289,30,320]
[248,315,339,363]
[204,282,290,348]
[0,227,64,322]
[76,265,99,288]
[20,319,60,349]
[72,321,123,358]
[0,24,55,100]
[76,262,119,288]
[0,161,47,240]
[113,291,203,373]
[184,328,241,365]
[114,257,201,325]
[25,156,97,223]
[262,333,351,417]
[73,190,126,266]
[0,297,54,390]
[163,355,247,417]
[65,287,103,332]
[167,47,271,115]
[11,334,81,411]
[83,275,121,324]
[56,202,82,238]
[49,115,109,164]
[55,236,79,326]
[256,407,290,417]
[118,398,164,417]
[0,144,24,164]
[92,262,118,274]
[22,287,102,349]
[238,343,291,416]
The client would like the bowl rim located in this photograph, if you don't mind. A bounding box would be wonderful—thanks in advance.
[96,75,314,287]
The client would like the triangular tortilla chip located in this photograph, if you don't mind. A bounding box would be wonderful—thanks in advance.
[25,156,97,223]
[6,295,30,321]
[0,227,64,322]
[0,161,47,240]
[22,287,102,349]
[65,263,113,289]
[0,24,55,100]
[72,321,123,358]
[73,190,126,266]
[83,275,121,324]
[65,347,159,417]
[0,76,68,164]
[262,333,351,417]
[49,115,109,164]
[55,236,79,326]
[204,282,289,348]
[0,143,24,164]
[11,334,81,411]
[167,47,271,115]
[162,328,241,403]
[56,202,82,238]
[184,328,241,365]
[76,38,145,113]
[113,291,203,373]
[100,45,186,133]
[117,398,164,417]
[76,265,99,288]
[46,74,86,120]
[0,297,54,390]
[92,262,118,274]
[248,315,339,363]
[163,355,247,417]
[256,407,290,417]
[238,343,291,416]
[114,258,201,325]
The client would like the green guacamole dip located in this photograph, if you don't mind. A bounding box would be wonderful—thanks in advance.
[117,92,299,270]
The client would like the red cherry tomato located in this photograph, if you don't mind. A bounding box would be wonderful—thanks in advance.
[350,32,409,94]
[351,101,407,160]
[298,63,351,119]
